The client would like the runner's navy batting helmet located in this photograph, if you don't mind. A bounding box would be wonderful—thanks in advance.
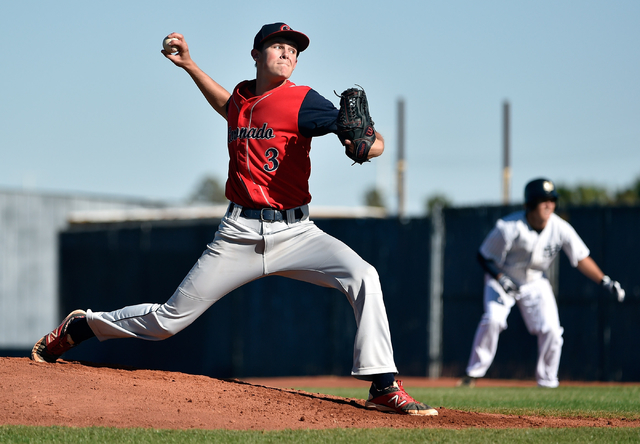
[524,178,559,208]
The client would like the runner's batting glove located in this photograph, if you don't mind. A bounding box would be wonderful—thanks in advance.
[498,274,519,295]
[601,275,625,302]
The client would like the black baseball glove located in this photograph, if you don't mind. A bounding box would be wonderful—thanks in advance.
[335,85,376,164]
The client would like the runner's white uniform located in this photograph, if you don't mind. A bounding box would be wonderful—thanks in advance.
[465,210,589,387]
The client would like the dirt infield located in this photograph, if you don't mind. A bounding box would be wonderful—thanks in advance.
[1,357,638,430]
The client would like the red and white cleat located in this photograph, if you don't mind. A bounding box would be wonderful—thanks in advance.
[365,380,438,416]
[31,309,87,363]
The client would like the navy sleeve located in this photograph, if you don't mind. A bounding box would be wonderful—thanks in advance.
[298,89,339,138]
[477,251,501,280]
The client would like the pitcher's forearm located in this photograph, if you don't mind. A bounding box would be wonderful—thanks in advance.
[182,62,231,119]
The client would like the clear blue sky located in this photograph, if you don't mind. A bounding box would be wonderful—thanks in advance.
[2,1,638,216]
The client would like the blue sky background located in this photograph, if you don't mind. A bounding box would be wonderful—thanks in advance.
[2,1,638,216]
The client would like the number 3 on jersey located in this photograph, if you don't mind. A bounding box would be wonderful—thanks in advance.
[264,147,279,172]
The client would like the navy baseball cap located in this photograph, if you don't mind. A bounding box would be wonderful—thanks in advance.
[253,23,310,53]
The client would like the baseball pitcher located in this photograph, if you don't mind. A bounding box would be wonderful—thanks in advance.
[31,22,437,416]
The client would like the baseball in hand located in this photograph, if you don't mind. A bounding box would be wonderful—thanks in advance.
[163,37,179,54]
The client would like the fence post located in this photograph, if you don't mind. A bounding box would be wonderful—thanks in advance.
[428,204,445,377]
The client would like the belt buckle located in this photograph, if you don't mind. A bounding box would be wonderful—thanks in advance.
[259,208,275,222]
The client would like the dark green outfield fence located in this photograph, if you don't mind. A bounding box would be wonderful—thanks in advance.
[60,206,640,381]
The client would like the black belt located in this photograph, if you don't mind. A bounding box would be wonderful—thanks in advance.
[228,203,304,222]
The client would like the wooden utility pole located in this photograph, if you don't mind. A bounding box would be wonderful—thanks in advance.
[397,98,406,218]
[502,100,511,204]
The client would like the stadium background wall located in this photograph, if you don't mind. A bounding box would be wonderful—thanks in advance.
[59,206,640,382]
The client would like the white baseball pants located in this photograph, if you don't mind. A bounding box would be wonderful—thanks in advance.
[465,277,564,387]
[86,207,398,379]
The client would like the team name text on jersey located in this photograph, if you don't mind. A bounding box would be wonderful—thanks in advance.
[228,123,275,143]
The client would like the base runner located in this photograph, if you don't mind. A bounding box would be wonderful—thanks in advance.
[458,178,625,388]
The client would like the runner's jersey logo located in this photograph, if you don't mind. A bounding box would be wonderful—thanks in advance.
[543,243,562,258]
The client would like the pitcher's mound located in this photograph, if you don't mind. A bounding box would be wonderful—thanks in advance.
[1,357,636,430]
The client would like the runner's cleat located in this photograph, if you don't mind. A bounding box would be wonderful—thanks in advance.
[456,375,477,387]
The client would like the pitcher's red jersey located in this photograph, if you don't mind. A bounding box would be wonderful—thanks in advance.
[225,79,338,210]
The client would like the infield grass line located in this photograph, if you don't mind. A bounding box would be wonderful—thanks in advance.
[295,385,640,420]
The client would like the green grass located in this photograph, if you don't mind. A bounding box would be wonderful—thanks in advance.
[2,385,639,442]
[1,426,639,443]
